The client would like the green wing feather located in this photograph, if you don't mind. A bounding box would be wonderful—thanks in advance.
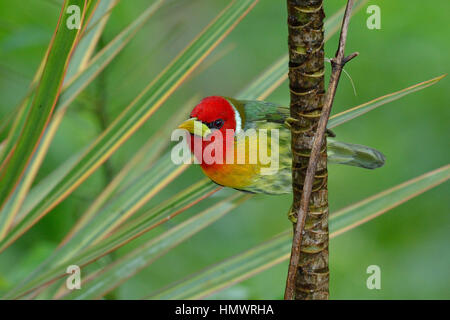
[327,139,385,169]
[238,99,290,126]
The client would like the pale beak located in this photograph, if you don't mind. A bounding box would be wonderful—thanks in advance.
[178,117,211,138]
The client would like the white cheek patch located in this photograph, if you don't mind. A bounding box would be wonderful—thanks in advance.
[229,102,243,135]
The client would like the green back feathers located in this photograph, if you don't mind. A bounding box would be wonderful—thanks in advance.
[241,100,290,127]
[225,98,289,129]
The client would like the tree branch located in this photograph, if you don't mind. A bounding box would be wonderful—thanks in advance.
[285,0,357,300]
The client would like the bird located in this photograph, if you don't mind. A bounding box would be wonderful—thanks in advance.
[178,96,385,195]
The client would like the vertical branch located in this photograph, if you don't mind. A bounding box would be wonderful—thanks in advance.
[285,0,357,300]
[285,0,328,300]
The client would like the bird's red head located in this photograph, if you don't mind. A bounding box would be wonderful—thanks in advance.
[178,96,243,167]
[190,96,240,135]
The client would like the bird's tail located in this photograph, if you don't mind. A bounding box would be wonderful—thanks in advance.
[327,139,385,169]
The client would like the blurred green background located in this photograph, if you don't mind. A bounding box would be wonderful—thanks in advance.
[0,0,448,299]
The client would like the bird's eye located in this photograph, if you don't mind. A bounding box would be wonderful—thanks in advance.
[212,119,224,129]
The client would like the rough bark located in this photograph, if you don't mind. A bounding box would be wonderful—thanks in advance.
[286,0,329,300]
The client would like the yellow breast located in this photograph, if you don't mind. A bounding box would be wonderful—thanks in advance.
[200,130,268,189]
